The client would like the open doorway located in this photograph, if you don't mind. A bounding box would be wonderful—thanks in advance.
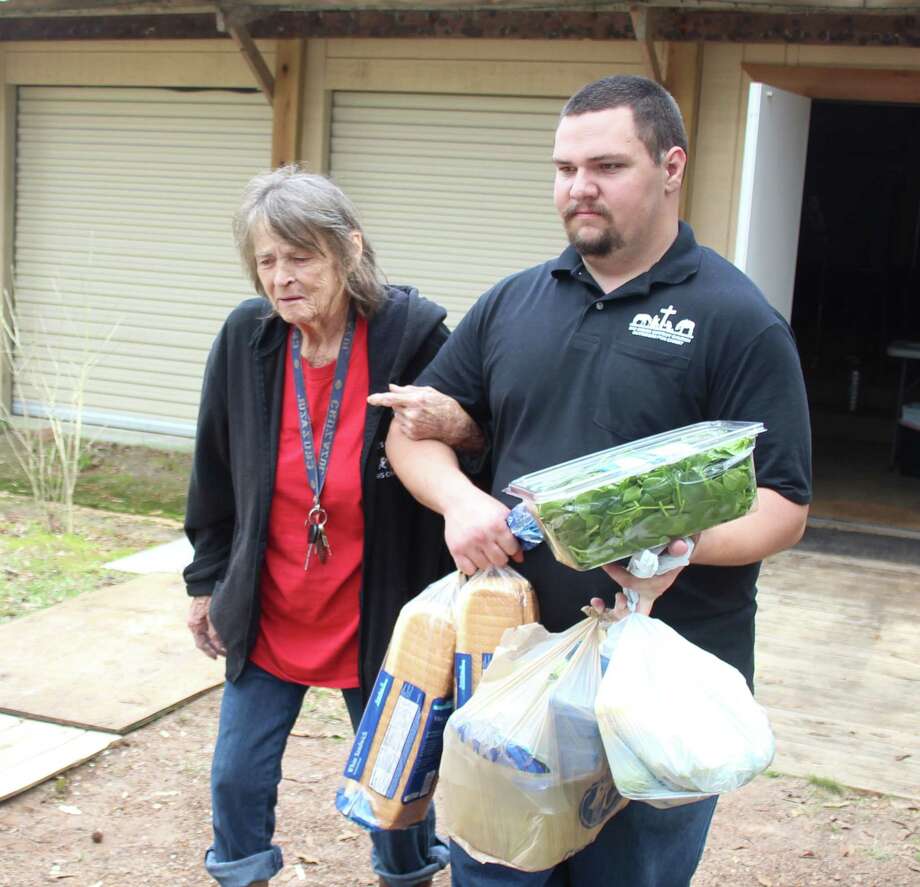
[791,99,920,531]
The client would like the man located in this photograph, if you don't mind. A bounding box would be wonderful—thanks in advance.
[381,75,811,886]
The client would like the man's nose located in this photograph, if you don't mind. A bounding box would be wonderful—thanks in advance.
[570,169,598,200]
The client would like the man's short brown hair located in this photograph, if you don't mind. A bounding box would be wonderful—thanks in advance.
[561,75,688,163]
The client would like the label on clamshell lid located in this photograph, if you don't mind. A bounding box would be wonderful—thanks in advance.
[607,454,649,473]
[653,442,698,463]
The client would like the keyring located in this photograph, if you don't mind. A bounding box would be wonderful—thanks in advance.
[307,503,328,529]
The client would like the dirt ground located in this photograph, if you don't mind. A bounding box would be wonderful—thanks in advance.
[1,476,918,886]
[1,687,918,887]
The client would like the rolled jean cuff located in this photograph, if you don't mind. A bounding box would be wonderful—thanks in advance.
[205,845,283,887]
[372,842,450,887]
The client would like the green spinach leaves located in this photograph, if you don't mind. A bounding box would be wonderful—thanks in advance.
[533,438,758,570]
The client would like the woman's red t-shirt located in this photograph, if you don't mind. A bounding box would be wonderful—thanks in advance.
[249,318,368,687]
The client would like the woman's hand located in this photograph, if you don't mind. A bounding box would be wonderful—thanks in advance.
[368,384,485,452]
[187,596,226,659]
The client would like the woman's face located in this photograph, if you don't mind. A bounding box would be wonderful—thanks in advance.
[252,225,347,330]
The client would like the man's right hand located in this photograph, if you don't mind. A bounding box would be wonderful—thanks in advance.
[187,595,226,659]
[443,486,523,575]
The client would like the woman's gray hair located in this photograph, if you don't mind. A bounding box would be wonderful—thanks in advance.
[234,165,386,317]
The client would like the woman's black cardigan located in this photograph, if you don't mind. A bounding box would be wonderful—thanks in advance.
[183,286,456,703]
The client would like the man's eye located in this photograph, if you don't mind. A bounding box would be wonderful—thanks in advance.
[600,163,621,172]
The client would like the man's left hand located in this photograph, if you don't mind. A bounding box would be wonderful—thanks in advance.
[368,384,484,451]
[600,537,691,615]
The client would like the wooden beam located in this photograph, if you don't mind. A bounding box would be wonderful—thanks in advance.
[629,6,663,84]
[2,1,920,17]
[223,12,274,103]
[0,10,918,47]
[655,10,920,46]
[271,38,305,168]
[742,63,920,104]
[0,0,215,14]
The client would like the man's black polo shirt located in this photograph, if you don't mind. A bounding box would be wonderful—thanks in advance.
[416,222,811,684]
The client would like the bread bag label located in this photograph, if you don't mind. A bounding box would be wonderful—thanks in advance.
[369,682,425,797]
[454,653,472,707]
[403,696,453,802]
[345,669,394,782]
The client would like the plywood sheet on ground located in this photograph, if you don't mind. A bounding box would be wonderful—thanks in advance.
[756,550,920,799]
[0,714,114,801]
[0,574,224,733]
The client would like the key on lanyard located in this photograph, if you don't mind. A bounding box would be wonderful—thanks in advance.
[305,503,331,571]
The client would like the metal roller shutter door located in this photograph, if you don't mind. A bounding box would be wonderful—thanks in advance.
[329,91,566,328]
[12,86,271,437]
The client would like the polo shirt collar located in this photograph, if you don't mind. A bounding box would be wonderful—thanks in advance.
[550,220,702,298]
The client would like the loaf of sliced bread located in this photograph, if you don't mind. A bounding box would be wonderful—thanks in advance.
[454,566,538,708]
[336,573,459,830]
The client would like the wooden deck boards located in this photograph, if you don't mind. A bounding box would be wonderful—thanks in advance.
[0,714,114,802]
[0,573,224,734]
[755,550,920,799]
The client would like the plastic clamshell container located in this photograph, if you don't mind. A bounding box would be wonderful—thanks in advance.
[505,421,766,571]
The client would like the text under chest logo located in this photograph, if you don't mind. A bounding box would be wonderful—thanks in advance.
[628,305,696,346]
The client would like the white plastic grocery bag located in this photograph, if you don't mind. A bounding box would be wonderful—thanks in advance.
[595,613,775,808]
[439,609,627,871]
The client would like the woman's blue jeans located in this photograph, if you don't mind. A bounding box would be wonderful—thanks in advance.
[205,661,449,887]
[449,794,718,887]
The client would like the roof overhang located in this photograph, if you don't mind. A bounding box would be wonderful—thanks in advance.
[0,1,917,46]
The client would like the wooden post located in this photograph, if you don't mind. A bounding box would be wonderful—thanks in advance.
[271,39,305,168]
[300,39,330,174]
[666,42,703,221]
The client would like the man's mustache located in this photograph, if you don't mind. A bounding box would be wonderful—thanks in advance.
[563,203,612,222]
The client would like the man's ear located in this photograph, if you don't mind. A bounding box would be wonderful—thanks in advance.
[663,146,687,194]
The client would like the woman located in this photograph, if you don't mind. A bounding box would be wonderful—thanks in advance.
[183,166,480,887]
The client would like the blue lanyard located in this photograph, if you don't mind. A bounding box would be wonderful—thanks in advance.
[290,305,356,518]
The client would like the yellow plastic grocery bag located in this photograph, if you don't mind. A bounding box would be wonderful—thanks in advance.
[439,609,627,871]
[595,612,775,808]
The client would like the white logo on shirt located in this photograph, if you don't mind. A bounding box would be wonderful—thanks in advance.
[376,444,394,480]
[628,305,695,346]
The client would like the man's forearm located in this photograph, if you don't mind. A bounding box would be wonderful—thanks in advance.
[692,488,809,567]
[385,423,479,516]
